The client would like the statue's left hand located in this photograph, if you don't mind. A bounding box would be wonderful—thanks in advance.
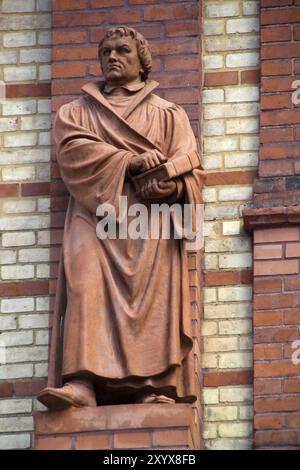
[140,178,177,200]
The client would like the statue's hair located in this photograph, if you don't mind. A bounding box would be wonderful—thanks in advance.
[98,26,152,81]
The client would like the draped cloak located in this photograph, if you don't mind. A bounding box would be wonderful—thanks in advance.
[48,79,204,404]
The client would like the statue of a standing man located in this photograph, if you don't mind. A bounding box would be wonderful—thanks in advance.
[38,26,204,409]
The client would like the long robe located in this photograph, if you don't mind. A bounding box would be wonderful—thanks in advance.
[48,80,204,404]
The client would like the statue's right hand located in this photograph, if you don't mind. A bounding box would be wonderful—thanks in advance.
[128,150,167,176]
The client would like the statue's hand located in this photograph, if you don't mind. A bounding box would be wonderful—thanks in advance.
[128,150,167,176]
[140,178,177,200]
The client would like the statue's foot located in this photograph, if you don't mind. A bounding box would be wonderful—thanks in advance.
[37,379,97,410]
[138,393,175,404]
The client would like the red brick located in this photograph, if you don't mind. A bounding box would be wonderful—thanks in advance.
[114,431,150,449]
[285,413,300,428]
[165,21,199,37]
[262,44,300,61]
[164,56,199,71]
[7,84,51,98]
[295,60,300,74]
[262,0,293,5]
[260,127,294,143]
[240,69,260,84]
[53,46,97,61]
[294,25,300,40]
[255,227,300,244]
[254,326,299,343]
[206,170,257,186]
[262,60,292,77]
[254,260,298,276]
[52,79,88,95]
[259,160,294,177]
[128,0,159,3]
[261,109,300,126]
[109,9,141,23]
[53,11,108,27]
[284,378,300,392]
[260,144,300,160]
[254,244,283,260]
[204,271,239,286]
[261,26,292,43]
[53,0,87,9]
[255,362,300,378]
[261,8,300,26]
[91,0,123,7]
[151,38,198,56]
[153,429,191,447]
[286,242,300,258]
[262,76,299,93]
[0,184,18,198]
[52,63,86,79]
[241,270,253,284]
[254,311,282,326]
[283,275,300,293]
[164,88,198,105]
[255,430,300,447]
[204,71,238,87]
[254,414,284,430]
[76,433,111,449]
[35,436,72,450]
[14,380,47,396]
[0,383,13,398]
[144,4,198,21]
[254,279,282,294]
[256,395,300,413]
[21,182,50,197]
[52,31,88,45]
[261,94,291,110]
[254,343,282,360]
[203,370,253,387]
[254,378,282,395]
[0,281,49,298]
[284,309,300,324]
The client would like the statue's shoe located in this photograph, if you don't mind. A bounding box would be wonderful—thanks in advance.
[138,393,175,404]
[37,380,97,410]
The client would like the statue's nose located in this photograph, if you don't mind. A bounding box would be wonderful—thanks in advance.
[108,50,117,61]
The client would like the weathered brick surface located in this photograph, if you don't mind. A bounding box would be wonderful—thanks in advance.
[0,0,51,450]
[202,0,259,450]
[256,1,300,207]
[252,226,300,449]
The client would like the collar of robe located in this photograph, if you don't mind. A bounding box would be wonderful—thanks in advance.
[82,79,159,121]
[81,79,161,152]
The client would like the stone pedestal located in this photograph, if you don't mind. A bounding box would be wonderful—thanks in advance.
[34,404,199,450]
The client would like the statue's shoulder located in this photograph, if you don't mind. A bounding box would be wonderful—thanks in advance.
[147,93,177,111]
[60,96,89,111]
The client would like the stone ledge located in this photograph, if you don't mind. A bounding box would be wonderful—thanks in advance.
[243,205,300,232]
[34,404,199,450]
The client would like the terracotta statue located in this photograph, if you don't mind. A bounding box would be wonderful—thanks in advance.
[38,26,204,410]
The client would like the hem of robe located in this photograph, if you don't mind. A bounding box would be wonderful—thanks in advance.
[62,361,197,405]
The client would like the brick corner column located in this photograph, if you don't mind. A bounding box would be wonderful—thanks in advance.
[243,0,300,450]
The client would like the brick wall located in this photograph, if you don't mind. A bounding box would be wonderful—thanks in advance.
[0,0,51,450]
[256,0,300,208]
[253,226,300,449]
[201,0,259,449]
[244,0,300,450]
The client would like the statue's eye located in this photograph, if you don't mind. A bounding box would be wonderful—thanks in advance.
[118,47,130,54]
[102,48,110,56]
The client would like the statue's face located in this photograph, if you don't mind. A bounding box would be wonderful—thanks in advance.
[100,34,142,86]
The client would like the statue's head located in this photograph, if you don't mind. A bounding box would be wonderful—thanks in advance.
[98,26,152,85]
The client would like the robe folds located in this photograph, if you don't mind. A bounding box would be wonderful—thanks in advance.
[48,79,204,404]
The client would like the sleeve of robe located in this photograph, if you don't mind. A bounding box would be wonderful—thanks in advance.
[54,101,135,215]
[164,104,206,240]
